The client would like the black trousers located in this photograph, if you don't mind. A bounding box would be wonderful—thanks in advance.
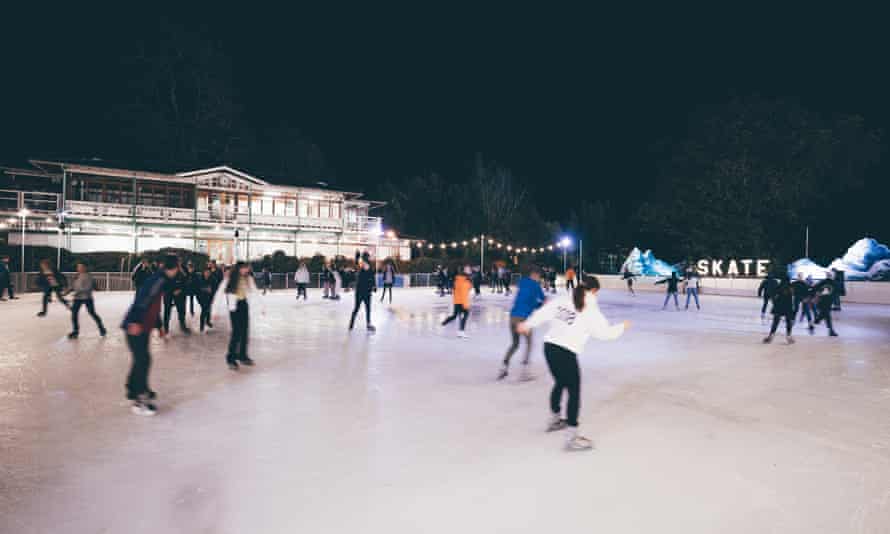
[41,286,68,313]
[473,281,481,296]
[1,280,14,298]
[350,293,372,327]
[761,296,770,315]
[296,283,307,300]
[187,293,196,316]
[198,294,212,331]
[227,299,249,362]
[503,316,532,365]
[769,313,793,336]
[380,283,393,303]
[125,333,151,400]
[163,293,187,332]
[442,303,469,330]
[544,342,580,427]
[814,305,836,333]
[566,279,575,291]
[71,298,104,333]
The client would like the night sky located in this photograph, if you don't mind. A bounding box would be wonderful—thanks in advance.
[2,6,888,219]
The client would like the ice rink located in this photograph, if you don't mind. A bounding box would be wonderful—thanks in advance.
[2,285,890,533]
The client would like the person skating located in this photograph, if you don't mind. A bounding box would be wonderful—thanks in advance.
[185,262,200,317]
[206,260,223,328]
[132,258,152,291]
[216,261,263,370]
[683,270,701,310]
[36,259,69,317]
[656,271,681,310]
[791,273,814,332]
[498,266,546,380]
[162,263,191,335]
[121,254,179,415]
[548,267,558,294]
[294,262,310,301]
[489,265,498,293]
[349,260,376,332]
[502,266,512,296]
[260,266,272,295]
[380,261,397,304]
[442,265,472,338]
[0,256,16,300]
[472,266,483,296]
[564,266,576,291]
[196,267,215,332]
[67,262,107,339]
[812,277,839,337]
[763,275,795,344]
[518,275,630,451]
[757,275,779,320]
[831,268,845,311]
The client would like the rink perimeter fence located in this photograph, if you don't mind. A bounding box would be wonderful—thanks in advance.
[6,272,890,305]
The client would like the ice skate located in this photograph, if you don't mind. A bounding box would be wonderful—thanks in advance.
[131,401,157,416]
[99,327,107,337]
[457,330,468,339]
[565,434,594,451]
[36,311,46,317]
[496,365,509,381]
[239,357,255,366]
[366,325,376,333]
[762,335,773,344]
[67,332,78,339]
[518,366,535,382]
[829,331,839,337]
[546,416,568,432]
[786,335,795,345]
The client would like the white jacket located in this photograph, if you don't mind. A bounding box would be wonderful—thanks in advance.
[523,293,624,355]
[294,267,310,284]
[214,273,265,314]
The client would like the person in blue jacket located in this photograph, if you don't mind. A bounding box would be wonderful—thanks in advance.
[498,266,547,381]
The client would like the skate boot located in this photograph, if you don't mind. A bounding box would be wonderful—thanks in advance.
[67,332,78,339]
[786,335,795,345]
[131,400,157,416]
[99,326,107,337]
[496,365,509,381]
[565,434,594,451]
[226,356,239,370]
[457,330,468,339]
[829,330,839,337]
[762,335,774,344]
[239,356,255,366]
[366,325,376,333]
[546,415,568,432]
[37,311,46,317]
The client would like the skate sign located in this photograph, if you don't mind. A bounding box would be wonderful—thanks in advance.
[694,258,770,277]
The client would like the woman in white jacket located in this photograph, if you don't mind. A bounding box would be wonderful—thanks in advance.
[519,275,630,451]
[294,263,310,301]
[215,262,264,370]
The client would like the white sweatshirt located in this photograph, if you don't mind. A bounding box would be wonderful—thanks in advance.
[294,267,310,284]
[214,273,266,314]
[523,293,624,355]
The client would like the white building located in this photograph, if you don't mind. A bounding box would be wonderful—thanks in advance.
[0,160,410,263]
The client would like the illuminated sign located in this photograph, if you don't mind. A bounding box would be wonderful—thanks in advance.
[695,259,770,277]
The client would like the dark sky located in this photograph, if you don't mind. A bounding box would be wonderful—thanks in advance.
[2,6,888,218]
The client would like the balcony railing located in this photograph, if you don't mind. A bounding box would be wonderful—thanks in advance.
[0,190,60,214]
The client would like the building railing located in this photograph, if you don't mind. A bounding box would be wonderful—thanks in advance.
[0,190,60,214]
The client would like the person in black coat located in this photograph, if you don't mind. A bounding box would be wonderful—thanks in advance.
[831,268,846,311]
[349,260,376,332]
[195,267,215,332]
[36,259,69,317]
[812,277,839,336]
[163,264,191,335]
[656,271,681,310]
[757,276,779,318]
[0,256,16,300]
[132,258,152,290]
[763,276,795,344]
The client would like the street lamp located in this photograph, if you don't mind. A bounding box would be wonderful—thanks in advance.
[18,209,30,272]
[560,237,571,273]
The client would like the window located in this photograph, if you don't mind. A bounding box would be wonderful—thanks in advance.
[330,202,341,219]
[285,199,296,217]
[299,199,317,218]
[274,199,286,216]
[318,202,330,218]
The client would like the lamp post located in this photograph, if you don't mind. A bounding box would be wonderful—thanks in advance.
[560,237,570,273]
[18,209,30,272]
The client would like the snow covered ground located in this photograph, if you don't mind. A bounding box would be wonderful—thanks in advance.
[2,287,890,533]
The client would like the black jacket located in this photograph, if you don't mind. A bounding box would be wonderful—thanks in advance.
[354,268,376,296]
[656,274,680,293]
[770,281,794,315]
[758,278,779,298]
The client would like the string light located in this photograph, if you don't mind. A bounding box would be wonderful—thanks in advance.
[472,237,478,243]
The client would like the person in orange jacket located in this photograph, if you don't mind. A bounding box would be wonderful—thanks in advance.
[442,265,472,338]
[565,266,576,291]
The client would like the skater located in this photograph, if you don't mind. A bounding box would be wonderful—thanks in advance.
[217,261,261,369]
[812,277,839,337]
[757,275,779,319]
[831,268,845,311]
[489,265,498,293]
[294,262,310,300]
[498,266,546,380]
[791,273,814,331]
[36,259,69,317]
[683,270,701,310]
[349,259,376,332]
[132,258,152,290]
[260,266,272,295]
[518,275,630,451]
[185,262,200,317]
[162,262,191,335]
[472,266,483,296]
[0,256,16,300]
[565,266,576,291]
[441,265,472,338]
[121,254,179,415]
[68,262,107,339]
[656,271,681,310]
[763,275,795,344]
[196,267,215,332]
[548,267,558,293]
[380,260,397,304]
[622,270,636,296]
[436,266,448,297]
[206,260,223,328]
[502,266,512,296]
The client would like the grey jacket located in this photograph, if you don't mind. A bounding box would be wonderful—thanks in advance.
[72,273,96,300]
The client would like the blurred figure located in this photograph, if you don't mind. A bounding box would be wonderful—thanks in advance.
[218,261,261,369]
[349,260,376,332]
[564,266,576,291]
[68,262,107,339]
[260,266,272,295]
[656,271,680,310]
[499,266,546,380]
[757,275,779,320]
[380,260,397,303]
[0,256,16,300]
[162,260,191,335]
[294,262,310,300]
[36,258,69,317]
[763,276,795,344]
[132,258,152,290]
[196,266,215,332]
[441,265,472,338]
[683,270,701,310]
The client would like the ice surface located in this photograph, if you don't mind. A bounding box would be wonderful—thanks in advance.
[2,288,890,533]
[621,247,678,277]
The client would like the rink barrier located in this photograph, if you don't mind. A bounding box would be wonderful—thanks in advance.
[6,272,890,305]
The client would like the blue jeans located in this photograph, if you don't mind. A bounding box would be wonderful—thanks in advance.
[663,291,678,309]
[685,288,700,309]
